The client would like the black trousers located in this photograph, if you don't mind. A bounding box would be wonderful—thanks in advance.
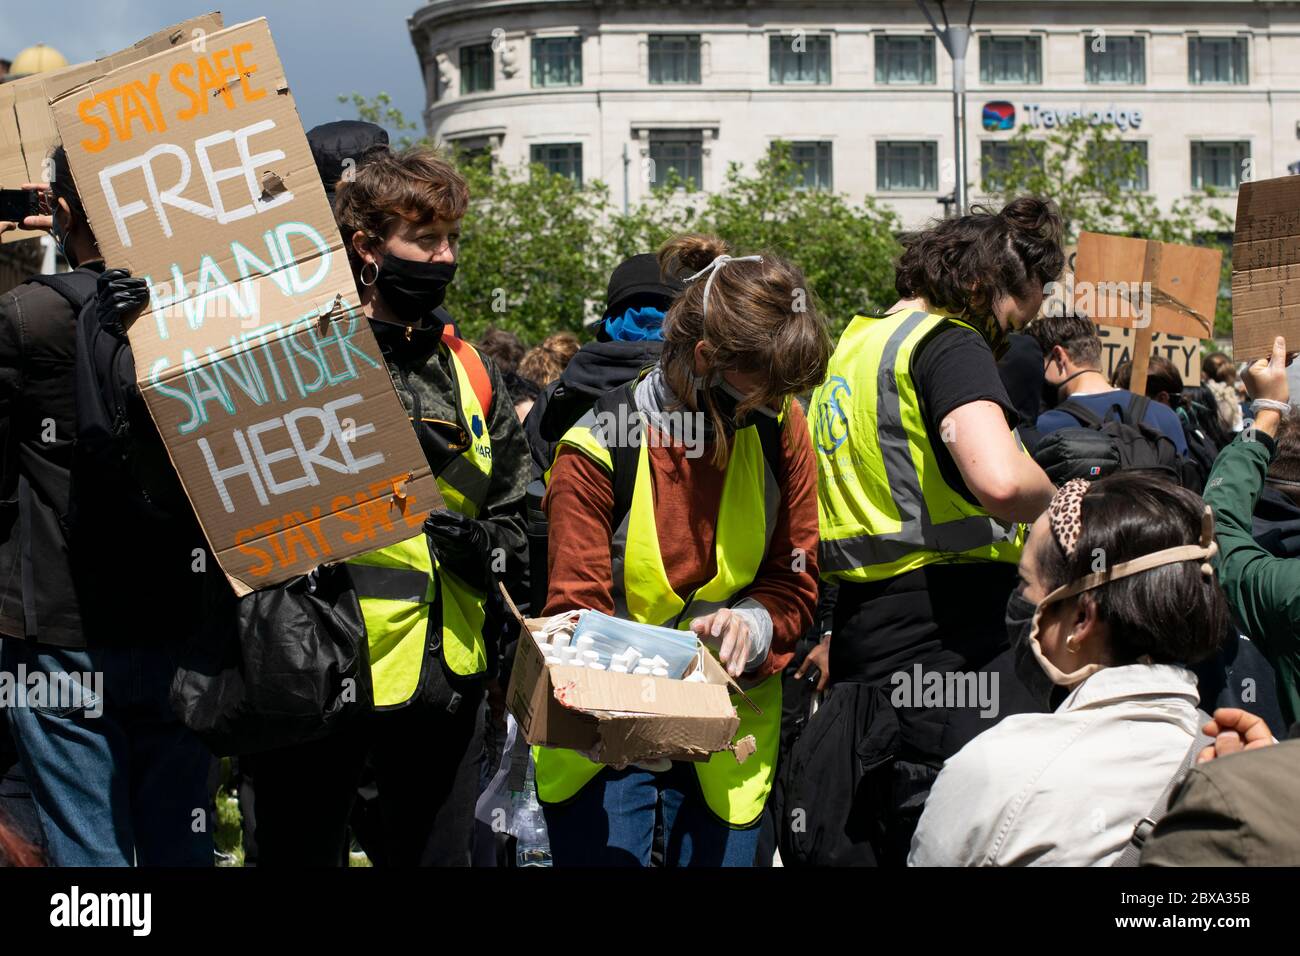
[250,684,484,867]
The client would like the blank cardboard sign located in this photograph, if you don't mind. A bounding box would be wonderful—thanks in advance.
[0,12,224,244]
[1232,175,1300,361]
[1075,231,1221,339]
[51,18,439,594]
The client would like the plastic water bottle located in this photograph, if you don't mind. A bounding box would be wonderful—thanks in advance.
[512,759,552,868]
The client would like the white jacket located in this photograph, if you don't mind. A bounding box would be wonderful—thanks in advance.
[908,663,1203,867]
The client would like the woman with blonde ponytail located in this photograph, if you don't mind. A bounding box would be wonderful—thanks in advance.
[535,234,831,866]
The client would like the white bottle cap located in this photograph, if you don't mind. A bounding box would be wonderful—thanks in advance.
[575,635,595,648]
[638,658,655,669]
[582,650,600,662]
[633,666,652,675]
[611,664,629,674]
[650,655,669,669]
[544,656,562,666]
[569,658,587,668]
[588,662,606,671]
[651,667,669,677]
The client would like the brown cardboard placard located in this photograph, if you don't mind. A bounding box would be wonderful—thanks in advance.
[1074,232,1220,393]
[50,19,439,594]
[1074,232,1221,339]
[1232,175,1300,361]
[1,13,224,243]
[1094,325,1201,388]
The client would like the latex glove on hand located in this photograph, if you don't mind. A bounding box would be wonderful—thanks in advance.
[95,268,149,339]
[690,607,753,679]
[423,508,494,591]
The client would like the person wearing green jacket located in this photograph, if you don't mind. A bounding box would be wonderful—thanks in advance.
[1202,335,1300,726]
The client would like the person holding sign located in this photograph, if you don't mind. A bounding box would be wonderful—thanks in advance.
[0,147,213,866]
[537,234,830,866]
[1202,336,1300,729]
[797,198,1061,866]
[249,146,530,867]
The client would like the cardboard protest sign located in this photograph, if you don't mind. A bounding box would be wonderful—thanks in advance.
[1074,232,1220,393]
[1,13,224,243]
[51,18,439,594]
[1232,175,1300,361]
[1095,325,1200,388]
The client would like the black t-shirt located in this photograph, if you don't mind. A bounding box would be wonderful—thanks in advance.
[911,323,1018,507]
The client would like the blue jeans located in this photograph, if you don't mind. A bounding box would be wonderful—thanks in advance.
[542,762,760,867]
[1,640,213,866]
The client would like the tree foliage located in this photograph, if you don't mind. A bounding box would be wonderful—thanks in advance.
[340,93,903,342]
[985,118,1235,335]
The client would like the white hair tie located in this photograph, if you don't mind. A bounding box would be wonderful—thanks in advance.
[683,253,763,320]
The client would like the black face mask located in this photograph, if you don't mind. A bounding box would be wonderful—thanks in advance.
[374,254,456,320]
[703,377,777,434]
[1006,585,1055,711]
[1040,367,1091,411]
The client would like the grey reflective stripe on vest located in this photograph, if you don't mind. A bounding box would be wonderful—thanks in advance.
[440,455,491,511]
[348,564,430,604]
[609,439,781,624]
[820,311,1014,574]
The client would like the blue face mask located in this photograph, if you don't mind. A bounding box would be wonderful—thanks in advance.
[604,306,666,342]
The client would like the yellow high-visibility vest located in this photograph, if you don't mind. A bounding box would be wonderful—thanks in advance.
[810,309,1025,584]
[534,398,784,827]
[347,340,494,708]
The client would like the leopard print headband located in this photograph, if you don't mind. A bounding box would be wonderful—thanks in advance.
[1048,478,1090,558]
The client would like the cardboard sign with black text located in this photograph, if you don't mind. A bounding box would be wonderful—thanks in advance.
[1095,325,1200,388]
[51,18,438,594]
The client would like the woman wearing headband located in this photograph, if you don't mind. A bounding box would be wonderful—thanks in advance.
[908,472,1227,866]
[536,233,831,866]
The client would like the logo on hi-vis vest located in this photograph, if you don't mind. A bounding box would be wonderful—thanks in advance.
[814,375,852,455]
[471,414,484,439]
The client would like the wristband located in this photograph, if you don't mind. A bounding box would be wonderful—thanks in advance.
[1250,399,1291,415]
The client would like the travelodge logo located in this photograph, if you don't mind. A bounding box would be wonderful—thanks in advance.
[982,101,1015,131]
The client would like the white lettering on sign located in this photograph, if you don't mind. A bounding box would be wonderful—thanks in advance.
[98,118,293,247]
[1022,104,1143,132]
[198,393,385,513]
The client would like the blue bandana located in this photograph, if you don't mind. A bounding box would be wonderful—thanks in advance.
[604,306,666,342]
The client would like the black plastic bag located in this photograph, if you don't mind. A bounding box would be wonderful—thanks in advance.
[170,564,372,756]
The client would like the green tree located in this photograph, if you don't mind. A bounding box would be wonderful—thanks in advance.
[986,118,1235,335]
[340,95,903,343]
[336,92,424,148]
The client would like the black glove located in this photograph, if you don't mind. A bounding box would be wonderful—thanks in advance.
[424,508,494,591]
[95,267,149,339]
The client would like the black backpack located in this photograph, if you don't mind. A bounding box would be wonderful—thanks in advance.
[526,380,785,613]
[1033,395,1182,486]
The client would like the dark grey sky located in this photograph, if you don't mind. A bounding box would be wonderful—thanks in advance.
[1,0,428,136]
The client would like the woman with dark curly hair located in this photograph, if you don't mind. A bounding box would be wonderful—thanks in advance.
[791,198,1062,866]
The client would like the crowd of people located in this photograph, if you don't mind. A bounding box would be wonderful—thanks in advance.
[0,120,1296,868]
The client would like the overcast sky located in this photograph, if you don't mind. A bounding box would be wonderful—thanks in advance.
[1,0,429,136]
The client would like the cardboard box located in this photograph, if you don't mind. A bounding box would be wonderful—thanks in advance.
[503,591,754,766]
[1074,231,1221,339]
[1232,175,1300,361]
[1,12,224,243]
[49,19,439,595]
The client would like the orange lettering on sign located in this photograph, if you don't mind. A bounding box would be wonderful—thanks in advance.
[167,44,267,123]
[73,73,168,153]
[235,480,421,577]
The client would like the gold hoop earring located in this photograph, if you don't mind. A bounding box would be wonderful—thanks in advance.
[1065,634,1081,653]
[360,260,378,287]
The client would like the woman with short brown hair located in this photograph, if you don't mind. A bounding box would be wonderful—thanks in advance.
[535,233,830,866]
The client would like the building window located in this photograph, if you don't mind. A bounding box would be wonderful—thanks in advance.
[649,34,701,85]
[1188,36,1248,85]
[769,34,831,84]
[459,43,494,94]
[979,36,1041,85]
[875,35,935,84]
[532,37,582,88]
[788,141,833,190]
[1191,141,1250,190]
[1085,35,1145,85]
[1086,140,1149,191]
[980,140,1045,191]
[530,143,583,184]
[876,141,937,191]
[648,130,703,189]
